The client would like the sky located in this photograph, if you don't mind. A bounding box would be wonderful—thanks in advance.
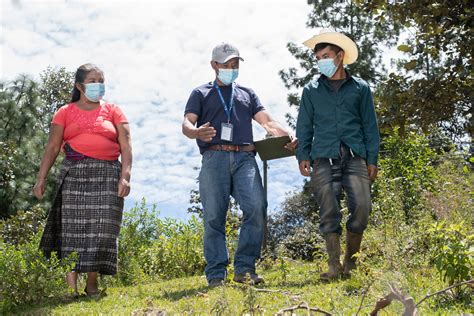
[1,0,317,218]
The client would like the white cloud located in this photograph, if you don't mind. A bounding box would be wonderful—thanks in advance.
[1,0,311,218]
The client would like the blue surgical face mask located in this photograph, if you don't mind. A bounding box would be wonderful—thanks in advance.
[317,54,341,78]
[83,83,105,102]
[217,68,239,85]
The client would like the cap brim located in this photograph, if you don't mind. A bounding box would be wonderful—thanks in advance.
[220,55,244,63]
[303,32,358,64]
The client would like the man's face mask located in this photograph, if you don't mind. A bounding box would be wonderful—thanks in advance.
[317,52,342,78]
[217,68,239,85]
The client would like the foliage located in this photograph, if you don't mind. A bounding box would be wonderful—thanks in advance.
[422,156,472,221]
[283,1,472,140]
[427,221,473,291]
[142,216,205,280]
[267,184,323,260]
[0,67,73,218]
[360,0,472,140]
[0,75,46,216]
[11,259,472,315]
[0,233,77,312]
[117,199,205,285]
[187,188,241,257]
[279,0,401,127]
[375,129,438,222]
[38,66,75,120]
[0,207,45,245]
[116,198,161,285]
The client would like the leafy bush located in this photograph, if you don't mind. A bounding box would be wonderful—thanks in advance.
[427,221,473,289]
[142,216,205,279]
[268,186,322,260]
[0,207,45,245]
[279,222,324,260]
[376,129,438,222]
[0,233,76,312]
[116,199,205,284]
[116,199,161,285]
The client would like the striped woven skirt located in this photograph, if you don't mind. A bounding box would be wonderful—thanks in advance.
[40,157,124,275]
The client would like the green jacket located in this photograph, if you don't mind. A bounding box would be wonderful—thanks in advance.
[296,72,380,166]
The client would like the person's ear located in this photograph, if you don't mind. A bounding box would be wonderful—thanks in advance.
[210,61,217,71]
[338,51,345,63]
[76,82,84,93]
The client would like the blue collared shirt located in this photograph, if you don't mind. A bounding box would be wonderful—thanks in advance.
[184,82,265,154]
[296,72,380,165]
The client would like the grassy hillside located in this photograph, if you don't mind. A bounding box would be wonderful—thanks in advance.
[12,259,472,315]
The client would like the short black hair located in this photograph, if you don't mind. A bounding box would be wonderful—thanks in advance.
[314,42,343,54]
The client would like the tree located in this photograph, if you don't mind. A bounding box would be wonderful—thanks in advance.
[279,0,401,127]
[361,0,473,141]
[0,67,74,218]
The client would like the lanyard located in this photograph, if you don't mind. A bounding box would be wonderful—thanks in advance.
[214,82,234,123]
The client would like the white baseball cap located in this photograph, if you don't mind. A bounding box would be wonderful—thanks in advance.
[211,43,244,63]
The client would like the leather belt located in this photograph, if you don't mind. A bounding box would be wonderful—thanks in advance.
[207,144,255,152]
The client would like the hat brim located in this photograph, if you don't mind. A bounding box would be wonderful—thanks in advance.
[217,55,244,63]
[303,32,358,65]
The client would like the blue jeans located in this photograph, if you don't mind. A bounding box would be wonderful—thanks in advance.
[311,144,372,235]
[199,150,266,281]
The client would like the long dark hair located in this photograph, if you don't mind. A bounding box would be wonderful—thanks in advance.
[70,63,103,103]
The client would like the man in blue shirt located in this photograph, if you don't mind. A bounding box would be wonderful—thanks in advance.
[296,30,380,280]
[183,43,297,287]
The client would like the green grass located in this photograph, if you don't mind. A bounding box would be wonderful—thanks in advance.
[11,260,472,315]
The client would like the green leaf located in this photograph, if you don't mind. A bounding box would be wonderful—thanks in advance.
[397,44,411,52]
[404,60,418,70]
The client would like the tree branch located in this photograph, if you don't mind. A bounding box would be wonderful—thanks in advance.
[276,301,332,316]
[415,279,473,307]
[370,283,418,316]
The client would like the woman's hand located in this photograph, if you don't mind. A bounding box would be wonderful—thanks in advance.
[118,178,131,197]
[33,179,47,199]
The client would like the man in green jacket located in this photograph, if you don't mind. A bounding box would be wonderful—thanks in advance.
[296,30,380,280]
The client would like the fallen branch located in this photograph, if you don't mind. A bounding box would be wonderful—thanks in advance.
[415,279,474,307]
[356,280,374,316]
[276,301,332,315]
[370,283,418,316]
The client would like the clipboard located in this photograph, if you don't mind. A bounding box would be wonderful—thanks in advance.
[254,136,295,161]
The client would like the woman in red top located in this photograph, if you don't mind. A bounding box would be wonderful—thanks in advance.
[33,63,132,298]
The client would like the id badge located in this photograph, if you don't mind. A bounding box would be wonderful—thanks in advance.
[221,123,233,142]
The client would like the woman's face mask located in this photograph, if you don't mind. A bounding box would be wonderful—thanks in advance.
[83,83,105,102]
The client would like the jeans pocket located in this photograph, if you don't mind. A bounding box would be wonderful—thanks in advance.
[202,150,217,163]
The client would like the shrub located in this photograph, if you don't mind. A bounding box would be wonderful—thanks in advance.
[116,198,161,285]
[0,206,46,245]
[0,232,76,312]
[427,221,473,290]
[142,216,205,279]
[116,199,206,284]
[376,129,438,222]
[268,186,321,260]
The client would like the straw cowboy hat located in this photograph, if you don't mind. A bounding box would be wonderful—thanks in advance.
[303,29,358,65]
